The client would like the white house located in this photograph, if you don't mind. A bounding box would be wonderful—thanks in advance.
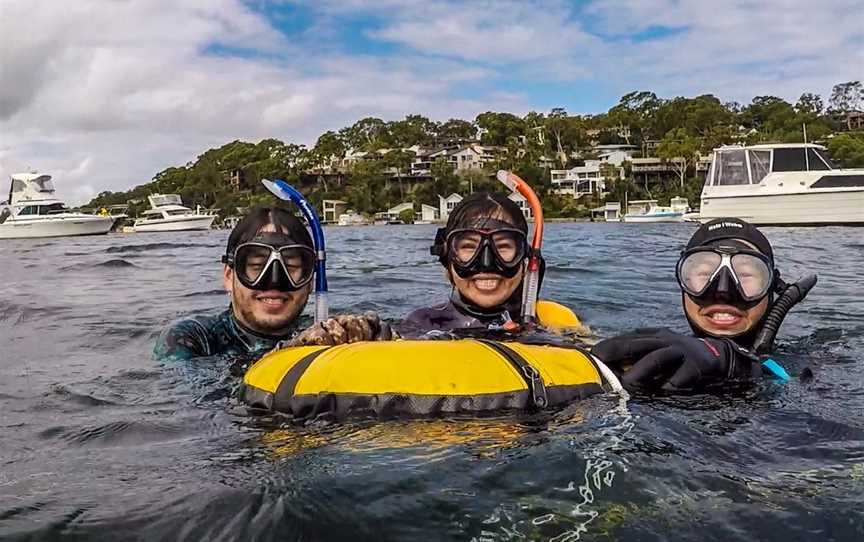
[374,202,414,221]
[507,192,533,219]
[438,193,463,221]
[416,204,439,223]
[322,199,348,223]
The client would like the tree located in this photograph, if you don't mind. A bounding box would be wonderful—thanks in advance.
[339,117,388,151]
[437,118,477,142]
[826,133,864,168]
[656,128,700,189]
[544,108,578,167]
[795,93,824,116]
[382,149,416,199]
[475,112,526,146]
[389,115,436,147]
[829,81,863,114]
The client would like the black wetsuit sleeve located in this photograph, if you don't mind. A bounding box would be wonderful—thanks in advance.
[152,318,213,361]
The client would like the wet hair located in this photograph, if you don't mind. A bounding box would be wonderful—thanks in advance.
[225,206,313,257]
[444,192,528,234]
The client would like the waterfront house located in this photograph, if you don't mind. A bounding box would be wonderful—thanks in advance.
[416,204,440,223]
[438,193,463,221]
[508,192,533,219]
[322,199,348,223]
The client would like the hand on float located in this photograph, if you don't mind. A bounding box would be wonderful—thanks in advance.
[287,312,398,346]
[591,329,760,392]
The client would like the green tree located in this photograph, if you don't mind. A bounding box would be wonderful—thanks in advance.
[383,149,416,199]
[389,115,436,147]
[795,93,824,115]
[826,133,864,167]
[829,81,863,114]
[656,128,700,189]
[437,118,476,142]
[475,112,526,146]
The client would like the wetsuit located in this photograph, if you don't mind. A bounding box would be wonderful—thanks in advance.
[400,291,581,338]
[153,307,298,361]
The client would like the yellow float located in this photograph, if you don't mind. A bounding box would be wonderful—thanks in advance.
[241,339,622,420]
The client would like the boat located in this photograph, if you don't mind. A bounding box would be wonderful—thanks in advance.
[699,143,864,225]
[336,210,370,226]
[0,172,114,239]
[132,194,216,232]
[622,199,685,223]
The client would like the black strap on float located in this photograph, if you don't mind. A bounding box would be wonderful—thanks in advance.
[477,339,548,408]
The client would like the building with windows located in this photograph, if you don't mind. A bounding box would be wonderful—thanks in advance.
[322,199,348,223]
[438,193,463,221]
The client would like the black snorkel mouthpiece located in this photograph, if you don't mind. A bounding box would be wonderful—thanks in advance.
[752,274,818,355]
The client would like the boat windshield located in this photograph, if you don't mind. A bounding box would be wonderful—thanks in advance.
[749,150,771,183]
[772,147,832,172]
[714,149,749,185]
[166,209,191,216]
[18,203,69,216]
[36,177,56,192]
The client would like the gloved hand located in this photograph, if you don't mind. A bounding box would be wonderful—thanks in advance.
[591,328,760,392]
[285,312,398,347]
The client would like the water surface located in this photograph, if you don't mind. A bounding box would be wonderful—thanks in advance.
[1,224,862,541]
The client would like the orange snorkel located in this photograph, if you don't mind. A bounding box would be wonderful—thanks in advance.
[496,170,544,324]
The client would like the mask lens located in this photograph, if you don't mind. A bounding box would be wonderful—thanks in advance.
[450,231,483,264]
[236,244,272,284]
[279,246,315,285]
[490,231,524,264]
[679,251,722,295]
[731,253,771,298]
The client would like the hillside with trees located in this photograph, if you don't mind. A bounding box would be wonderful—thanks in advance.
[85,81,864,220]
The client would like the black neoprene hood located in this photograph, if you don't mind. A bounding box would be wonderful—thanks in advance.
[686,217,774,263]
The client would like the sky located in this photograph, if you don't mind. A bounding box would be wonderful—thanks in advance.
[1,0,862,205]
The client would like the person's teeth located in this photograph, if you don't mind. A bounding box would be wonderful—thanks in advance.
[711,312,737,321]
[474,279,499,290]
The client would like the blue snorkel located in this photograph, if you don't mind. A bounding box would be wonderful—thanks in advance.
[261,179,328,323]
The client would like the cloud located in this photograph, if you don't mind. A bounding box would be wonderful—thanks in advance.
[1,0,860,204]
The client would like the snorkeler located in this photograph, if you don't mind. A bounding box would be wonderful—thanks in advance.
[154,206,393,361]
[400,190,583,336]
[592,217,816,391]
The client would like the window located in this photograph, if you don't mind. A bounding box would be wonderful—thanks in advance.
[167,209,190,216]
[19,205,39,215]
[807,148,831,170]
[715,150,750,185]
[44,203,67,214]
[772,148,807,172]
[813,149,836,169]
[748,150,771,183]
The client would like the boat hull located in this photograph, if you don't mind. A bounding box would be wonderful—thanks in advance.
[699,189,864,226]
[0,215,114,239]
[132,215,216,232]
[622,213,683,223]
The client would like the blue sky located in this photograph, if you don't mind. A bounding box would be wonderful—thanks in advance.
[1,0,861,201]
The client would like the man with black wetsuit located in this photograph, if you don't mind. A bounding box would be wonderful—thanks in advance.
[154,207,391,361]
[593,217,815,391]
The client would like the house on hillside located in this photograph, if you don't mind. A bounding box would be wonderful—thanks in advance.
[375,202,414,222]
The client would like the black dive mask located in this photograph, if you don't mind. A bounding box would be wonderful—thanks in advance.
[222,233,315,292]
[677,242,775,309]
[432,226,527,279]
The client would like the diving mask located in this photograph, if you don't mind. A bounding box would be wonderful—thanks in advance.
[444,227,527,278]
[222,233,315,292]
[676,244,774,305]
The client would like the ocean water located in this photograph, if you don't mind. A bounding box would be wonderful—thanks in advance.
[1,223,862,541]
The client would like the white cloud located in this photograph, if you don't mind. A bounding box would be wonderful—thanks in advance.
[1,0,860,204]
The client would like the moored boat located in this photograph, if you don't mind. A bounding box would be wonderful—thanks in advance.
[132,194,216,232]
[699,143,864,226]
[0,172,114,239]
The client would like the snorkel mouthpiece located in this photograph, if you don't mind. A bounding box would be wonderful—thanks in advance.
[261,179,329,323]
[496,170,544,324]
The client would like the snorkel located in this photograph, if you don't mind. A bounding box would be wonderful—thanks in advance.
[496,170,544,324]
[261,179,329,323]
[752,274,818,356]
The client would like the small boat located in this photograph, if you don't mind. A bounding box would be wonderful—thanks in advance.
[0,172,114,239]
[699,143,864,225]
[622,199,684,223]
[132,194,216,232]
[336,211,370,226]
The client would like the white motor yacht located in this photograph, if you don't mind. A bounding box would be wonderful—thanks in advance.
[0,172,114,239]
[132,194,216,232]
[700,143,864,225]
[622,199,685,223]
